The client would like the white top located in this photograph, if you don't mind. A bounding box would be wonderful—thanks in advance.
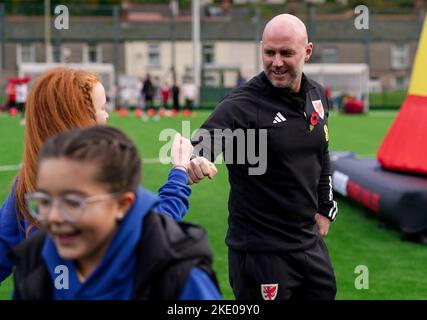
[182,83,197,100]
[15,84,28,103]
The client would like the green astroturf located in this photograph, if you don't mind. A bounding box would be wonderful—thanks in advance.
[1,110,426,300]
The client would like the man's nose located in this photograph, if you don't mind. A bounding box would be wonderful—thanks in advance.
[272,54,284,67]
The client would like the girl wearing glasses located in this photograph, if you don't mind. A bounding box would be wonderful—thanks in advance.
[8,125,221,299]
[0,68,198,285]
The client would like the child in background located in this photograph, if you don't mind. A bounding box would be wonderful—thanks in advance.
[8,126,222,300]
[160,82,170,116]
[171,80,180,115]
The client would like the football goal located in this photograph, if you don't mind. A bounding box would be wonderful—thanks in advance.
[18,63,115,101]
[303,63,370,111]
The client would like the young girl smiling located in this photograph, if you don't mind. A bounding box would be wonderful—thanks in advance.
[9,126,221,300]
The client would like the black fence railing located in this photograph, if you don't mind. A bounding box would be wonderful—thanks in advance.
[0,89,406,111]
[1,2,118,16]
[0,1,424,17]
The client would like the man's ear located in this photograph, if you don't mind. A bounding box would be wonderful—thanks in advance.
[305,42,314,62]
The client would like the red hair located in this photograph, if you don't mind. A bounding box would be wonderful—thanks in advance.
[15,67,101,230]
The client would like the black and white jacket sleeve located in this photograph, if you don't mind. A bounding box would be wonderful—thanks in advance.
[317,113,338,221]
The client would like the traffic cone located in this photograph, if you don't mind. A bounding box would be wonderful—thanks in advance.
[9,107,18,116]
[148,108,156,117]
[118,108,128,117]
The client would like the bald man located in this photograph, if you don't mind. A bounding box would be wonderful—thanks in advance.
[190,14,338,300]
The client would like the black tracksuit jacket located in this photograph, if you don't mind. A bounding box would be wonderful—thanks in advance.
[192,72,338,252]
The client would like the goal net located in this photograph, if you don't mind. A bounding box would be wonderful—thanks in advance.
[303,63,370,112]
[18,63,115,101]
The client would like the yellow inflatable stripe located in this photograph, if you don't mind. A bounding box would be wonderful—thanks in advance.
[409,14,427,97]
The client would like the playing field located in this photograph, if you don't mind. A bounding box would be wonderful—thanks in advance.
[1,110,426,300]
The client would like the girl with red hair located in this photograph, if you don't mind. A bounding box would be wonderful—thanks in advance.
[0,67,193,284]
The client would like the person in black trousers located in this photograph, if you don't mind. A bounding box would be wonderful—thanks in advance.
[142,74,155,110]
[172,80,180,112]
[188,13,338,300]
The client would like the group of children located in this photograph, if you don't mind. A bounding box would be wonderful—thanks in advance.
[0,67,222,300]
[117,74,198,121]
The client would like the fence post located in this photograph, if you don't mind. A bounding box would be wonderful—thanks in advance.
[113,5,120,108]
[0,3,5,71]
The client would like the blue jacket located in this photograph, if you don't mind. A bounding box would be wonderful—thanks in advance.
[38,187,221,300]
[0,168,191,285]
[8,186,221,300]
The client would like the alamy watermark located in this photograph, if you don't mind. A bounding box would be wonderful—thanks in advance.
[53,263,371,292]
[54,265,69,290]
[159,121,268,175]
[54,5,69,30]
[354,265,369,290]
[354,5,369,30]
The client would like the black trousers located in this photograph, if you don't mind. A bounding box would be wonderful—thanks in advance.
[172,97,180,111]
[228,238,337,300]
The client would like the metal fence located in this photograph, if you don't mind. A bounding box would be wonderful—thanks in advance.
[0,1,424,108]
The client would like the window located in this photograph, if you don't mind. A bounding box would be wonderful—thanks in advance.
[89,44,102,63]
[321,48,337,63]
[203,44,215,65]
[391,44,409,70]
[395,76,406,90]
[17,43,35,64]
[60,47,68,62]
[83,44,102,63]
[88,44,100,63]
[148,44,160,67]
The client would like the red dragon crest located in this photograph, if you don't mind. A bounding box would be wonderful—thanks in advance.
[261,284,278,300]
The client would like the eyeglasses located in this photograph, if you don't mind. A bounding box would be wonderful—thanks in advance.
[25,192,120,222]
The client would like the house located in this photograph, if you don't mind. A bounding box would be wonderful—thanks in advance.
[0,4,423,95]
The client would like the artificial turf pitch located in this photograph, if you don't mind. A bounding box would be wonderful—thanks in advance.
[1,110,426,300]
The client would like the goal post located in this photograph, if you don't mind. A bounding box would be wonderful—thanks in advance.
[18,63,115,102]
[303,63,370,112]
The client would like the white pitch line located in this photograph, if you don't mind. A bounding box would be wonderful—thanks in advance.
[0,164,22,172]
[0,159,166,172]
[142,157,168,164]
[2,154,378,173]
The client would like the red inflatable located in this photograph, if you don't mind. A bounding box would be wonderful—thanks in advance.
[377,95,427,175]
[344,98,364,113]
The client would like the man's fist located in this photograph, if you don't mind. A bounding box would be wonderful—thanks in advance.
[188,157,218,184]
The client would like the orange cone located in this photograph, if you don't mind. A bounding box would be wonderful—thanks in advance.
[9,107,18,116]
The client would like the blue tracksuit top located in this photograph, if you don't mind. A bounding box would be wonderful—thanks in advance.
[0,168,191,285]
[39,187,221,300]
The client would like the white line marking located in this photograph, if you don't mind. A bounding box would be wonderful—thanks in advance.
[0,158,176,172]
